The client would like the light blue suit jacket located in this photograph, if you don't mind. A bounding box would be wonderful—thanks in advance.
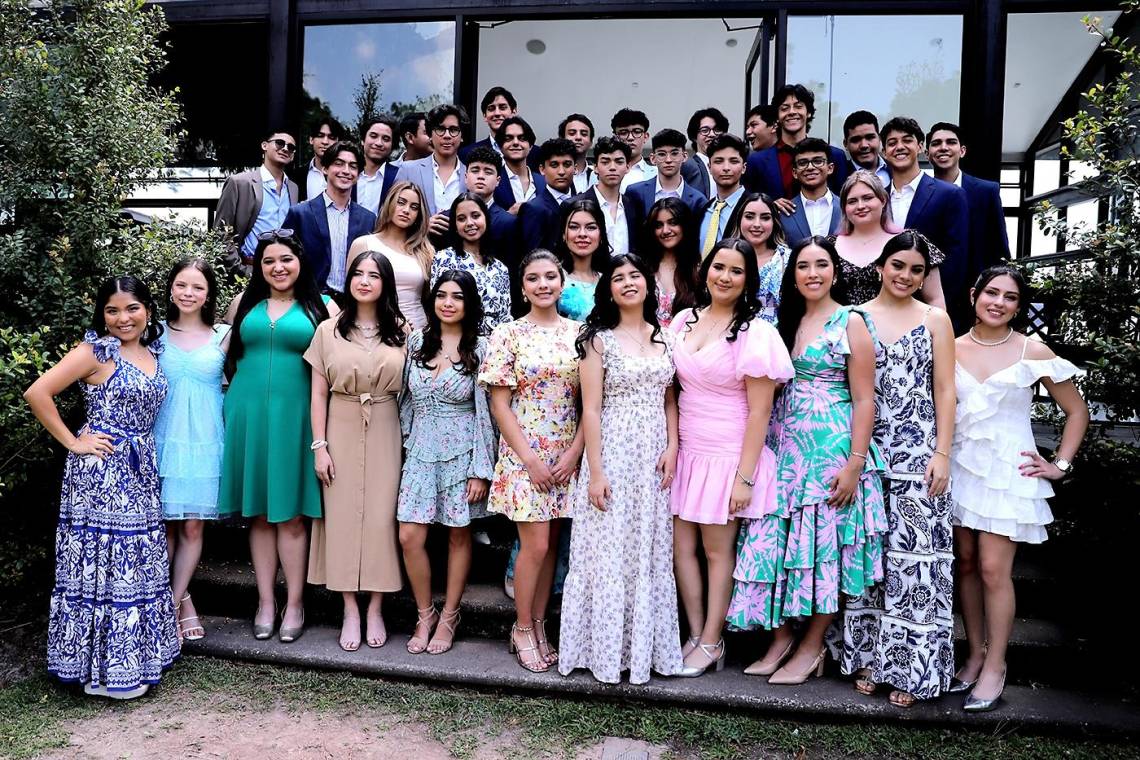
[394,156,467,216]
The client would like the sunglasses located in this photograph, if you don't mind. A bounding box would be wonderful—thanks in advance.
[256,228,295,241]
[268,138,297,153]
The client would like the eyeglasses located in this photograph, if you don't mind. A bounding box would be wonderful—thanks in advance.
[257,228,295,241]
[794,156,830,169]
[697,126,723,137]
[268,138,297,153]
[615,128,647,139]
[432,126,462,137]
[652,149,683,160]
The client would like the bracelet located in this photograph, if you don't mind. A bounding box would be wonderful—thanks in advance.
[310,439,328,451]
[850,451,868,461]
[736,469,755,487]
[934,449,950,458]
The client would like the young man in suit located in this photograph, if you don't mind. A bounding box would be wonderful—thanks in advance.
[577,137,635,256]
[780,138,842,247]
[298,118,341,201]
[680,107,729,199]
[213,129,300,273]
[742,84,848,199]
[625,128,707,231]
[493,116,544,213]
[744,104,779,152]
[560,113,597,193]
[281,141,376,296]
[395,104,469,240]
[394,112,430,166]
[463,146,518,264]
[518,138,576,256]
[882,116,970,309]
[612,108,656,191]
[700,134,749,257]
[843,110,891,188]
[458,86,517,164]
[356,116,400,216]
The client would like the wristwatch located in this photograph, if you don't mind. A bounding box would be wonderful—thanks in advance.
[1052,456,1072,474]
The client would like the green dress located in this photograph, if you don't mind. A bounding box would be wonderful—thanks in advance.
[218,299,327,522]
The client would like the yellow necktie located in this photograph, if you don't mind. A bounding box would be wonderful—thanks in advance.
[702,199,727,258]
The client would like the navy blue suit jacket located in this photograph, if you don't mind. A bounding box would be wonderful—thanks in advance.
[680,156,712,199]
[516,188,565,259]
[282,196,377,291]
[900,174,970,306]
[779,195,843,248]
[459,139,542,172]
[960,172,1010,275]
[485,202,519,271]
[623,178,708,239]
[743,144,849,199]
[492,169,546,211]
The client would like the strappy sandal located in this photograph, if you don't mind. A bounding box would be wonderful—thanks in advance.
[509,623,548,673]
[533,617,558,665]
[177,594,206,641]
[854,667,878,696]
[889,690,917,709]
[682,635,700,658]
[427,607,461,655]
[406,605,437,654]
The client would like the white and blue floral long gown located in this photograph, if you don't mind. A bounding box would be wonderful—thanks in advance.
[48,332,180,691]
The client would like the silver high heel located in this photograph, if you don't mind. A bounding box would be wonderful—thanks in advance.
[278,609,305,643]
[252,604,276,640]
[677,639,726,677]
[947,675,978,694]
[963,669,1006,712]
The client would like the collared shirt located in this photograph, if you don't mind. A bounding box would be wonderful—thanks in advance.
[323,192,351,292]
[890,172,924,227]
[620,158,658,192]
[851,155,891,190]
[507,164,538,205]
[305,159,326,201]
[547,185,572,205]
[572,164,596,194]
[591,186,630,256]
[654,176,688,203]
[432,155,462,214]
[242,165,291,261]
[801,190,835,237]
[950,170,963,187]
[356,162,387,215]
[699,185,745,249]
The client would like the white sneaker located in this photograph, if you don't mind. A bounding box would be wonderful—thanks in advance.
[84,682,150,700]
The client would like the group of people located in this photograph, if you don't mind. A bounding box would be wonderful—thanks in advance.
[24,84,1089,716]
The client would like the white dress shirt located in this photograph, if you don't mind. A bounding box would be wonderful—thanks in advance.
[654,176,688,203]
[507,164,538,205]
[572,164,596,194]
[620,158,658,192]
[355,163,387,216]
[305,159,326,201]
[592,186,630,256]
[950,170,963,187]
[432,155,462,214]
[890,172,924,227]
[801,190,835,237]
[547,185,572,205]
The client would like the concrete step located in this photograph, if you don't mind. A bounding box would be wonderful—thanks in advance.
[183,616,1140,738]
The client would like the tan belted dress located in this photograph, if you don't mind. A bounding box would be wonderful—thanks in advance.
[303,319,407,592]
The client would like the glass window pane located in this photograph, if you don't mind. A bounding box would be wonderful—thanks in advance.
[1000,187,1021,207]
[1033,145,1062,196]
[1066,199,1100,237]
[1001,168,1020,185]
[1005,216,1019,253]
[1030,219,1059,256]
[786,15,962,145]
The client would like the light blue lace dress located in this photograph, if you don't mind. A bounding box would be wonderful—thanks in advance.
[154,324,229,520]
[48,331,180,691]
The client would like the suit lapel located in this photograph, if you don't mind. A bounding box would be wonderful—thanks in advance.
[420,161,436,215]
[906,175,936,226]
[829,198,842,234]
[311,197,331,261]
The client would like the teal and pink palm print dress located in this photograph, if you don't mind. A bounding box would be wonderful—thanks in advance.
[727,306,887,629]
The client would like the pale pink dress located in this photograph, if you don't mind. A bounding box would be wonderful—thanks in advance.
[669,309,794,524]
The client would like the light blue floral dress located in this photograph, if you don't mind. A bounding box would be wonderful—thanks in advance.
[430,247,513,335]
[757,244,791,325]
[398,331,497,526]
[48,331,180,692]
[154,323,229,520]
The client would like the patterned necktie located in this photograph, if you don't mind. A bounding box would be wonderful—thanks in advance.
[702,199,727,257]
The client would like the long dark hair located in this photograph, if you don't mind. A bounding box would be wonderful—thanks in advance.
[554,198,611,275]
[225,233,328,378]
[414,269,483,375]
[637,197,700,316]
[337,251,407,345]
[723,191,787,251]
[682,237,761,343]
[575,253,663,358]
[164,257,218,326]
[776,235,848,352]
[971,264,1031,331]
[92,275,163,346]
[447,192,497,261]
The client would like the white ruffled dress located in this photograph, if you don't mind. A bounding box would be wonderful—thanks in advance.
[950,353,1082,543]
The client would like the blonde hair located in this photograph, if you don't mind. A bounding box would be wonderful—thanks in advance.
[374,180,435,278]
[838,170,901,235]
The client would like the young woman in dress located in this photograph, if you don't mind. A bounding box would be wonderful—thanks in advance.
[723,192,791,325]
[832,171,946,309]
[559,253,683,684]
[220,233,337,643]
[727,237,886,685]
[637,198,700,327]
[480,249,584,673]
[669,238,794,677]
[25,276,178,699]
[829,231,957,707]
[556,198,612,321]
[348,180,434,329]
[154,258,229,642]
[399,270,496,655]
[950,266,1088,712]
[306,251,407,651]
[430,192,512,334]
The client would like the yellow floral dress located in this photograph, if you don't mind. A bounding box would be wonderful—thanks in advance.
[478,317,581,521]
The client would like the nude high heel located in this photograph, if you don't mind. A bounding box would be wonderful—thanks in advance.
[768,647,826,685]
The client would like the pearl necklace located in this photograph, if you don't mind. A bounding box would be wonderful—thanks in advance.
[968,327,1014,346]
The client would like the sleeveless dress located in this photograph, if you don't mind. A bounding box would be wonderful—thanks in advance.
[48,332,180,691]
[154,323,229,520]
[832,232,945,305]
[828,309,955,699]
[727,307,887,629]
[951,341,1081,543]
[669,310,794,525]
[218,299,328,523]
[364,237,428,329]
[558,330,683,684]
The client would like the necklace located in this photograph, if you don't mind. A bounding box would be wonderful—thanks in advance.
[617,325,651,353]
[355,323,380,337]
[968,327,1014,346]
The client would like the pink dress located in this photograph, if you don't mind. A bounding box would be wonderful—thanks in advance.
[669,309,794,525]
